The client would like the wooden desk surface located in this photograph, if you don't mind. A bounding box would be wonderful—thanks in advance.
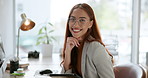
[4,53,62,78]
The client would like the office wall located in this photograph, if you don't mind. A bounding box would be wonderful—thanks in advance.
[0,0,15,58]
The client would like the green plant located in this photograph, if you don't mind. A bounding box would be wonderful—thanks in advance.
[36,22,56,45]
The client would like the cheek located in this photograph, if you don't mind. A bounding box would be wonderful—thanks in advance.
[82,26,90,32]
[81,27,89,34]
[69,27,72,32]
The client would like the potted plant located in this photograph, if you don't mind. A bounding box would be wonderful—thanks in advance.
[36,22,56,57]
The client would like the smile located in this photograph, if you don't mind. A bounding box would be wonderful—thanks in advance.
[72,28,82,33]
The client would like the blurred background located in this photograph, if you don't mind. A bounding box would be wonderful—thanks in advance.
[0,0,148,65]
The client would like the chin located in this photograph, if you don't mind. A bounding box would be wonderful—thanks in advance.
[73,36,79,38]
[72,35,80,38]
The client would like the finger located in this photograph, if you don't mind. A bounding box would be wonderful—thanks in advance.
[72,37,80,46]
[73,40,78,47]
[67,37,79,47]
[70,39,77,47]
[71,40,77,47]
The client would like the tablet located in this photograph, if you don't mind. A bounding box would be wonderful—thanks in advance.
[49,73,81,78]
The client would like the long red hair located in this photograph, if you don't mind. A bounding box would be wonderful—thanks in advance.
[61,3,114,68]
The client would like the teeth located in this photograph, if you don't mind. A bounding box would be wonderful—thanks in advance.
[73,29,80,32]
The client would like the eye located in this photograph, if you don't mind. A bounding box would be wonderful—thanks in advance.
[69,18,76,22]
[79,19,86,23]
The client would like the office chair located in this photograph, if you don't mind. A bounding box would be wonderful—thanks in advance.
[114,63,147,78]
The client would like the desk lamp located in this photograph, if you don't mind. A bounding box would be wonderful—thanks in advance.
[17,13,35,59]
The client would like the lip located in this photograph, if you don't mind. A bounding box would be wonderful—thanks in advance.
[72,28,82,33]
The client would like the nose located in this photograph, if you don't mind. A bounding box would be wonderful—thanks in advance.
[73,20,79,26]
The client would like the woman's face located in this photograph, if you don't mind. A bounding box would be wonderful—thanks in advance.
[68,8,93,41]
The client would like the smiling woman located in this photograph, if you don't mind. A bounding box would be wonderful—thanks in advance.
[61,3,115,78]
[68,8,93,40]
[14,0,143,67]
[1,0,147,78]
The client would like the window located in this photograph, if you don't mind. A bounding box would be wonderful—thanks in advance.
[139,0,148,65]
[89,0,132,64]
[15,0,137,65]
[15,0,52,57]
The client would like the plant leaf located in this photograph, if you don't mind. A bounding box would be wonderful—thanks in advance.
[37,36,46,40]
[36,22,57,45]
[38,29,42,34]
[48,30,54,33]
[50,36,56,41]
[36,42,40,45]
[48,22,53,26]
[44,27,47,31]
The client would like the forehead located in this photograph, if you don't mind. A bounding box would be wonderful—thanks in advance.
[70,8,90,19]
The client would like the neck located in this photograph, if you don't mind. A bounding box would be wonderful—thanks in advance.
[78,41,84,50]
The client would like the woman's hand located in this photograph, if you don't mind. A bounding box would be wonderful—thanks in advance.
[66,37,80,51]
[63,37,80,70]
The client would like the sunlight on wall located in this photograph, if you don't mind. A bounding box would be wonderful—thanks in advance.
[50,0,89,24]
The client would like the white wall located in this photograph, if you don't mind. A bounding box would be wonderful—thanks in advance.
[0,0,15,58]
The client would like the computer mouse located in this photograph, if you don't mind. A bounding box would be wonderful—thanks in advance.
[39,69,53,75]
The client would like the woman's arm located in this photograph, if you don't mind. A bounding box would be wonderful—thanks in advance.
[63,48,72,70]
[63,37,80,71]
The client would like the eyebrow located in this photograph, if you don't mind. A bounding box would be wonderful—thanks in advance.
[79,17,87,19]
[69,16,87,19]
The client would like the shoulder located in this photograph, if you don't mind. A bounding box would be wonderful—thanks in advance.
[85,41,110,59]
[86,41,112,63]
[84,41,106,56]
[86,41,105,50]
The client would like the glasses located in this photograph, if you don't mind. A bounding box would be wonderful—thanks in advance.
[68,17,90,26]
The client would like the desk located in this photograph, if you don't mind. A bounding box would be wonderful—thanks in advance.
[4,53,62,78]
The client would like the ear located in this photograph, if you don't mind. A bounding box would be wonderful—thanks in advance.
[88,20,93,28]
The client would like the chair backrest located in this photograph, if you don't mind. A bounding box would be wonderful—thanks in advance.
[114,63,146,78]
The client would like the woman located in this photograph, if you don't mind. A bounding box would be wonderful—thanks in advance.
[61,3,115,78]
